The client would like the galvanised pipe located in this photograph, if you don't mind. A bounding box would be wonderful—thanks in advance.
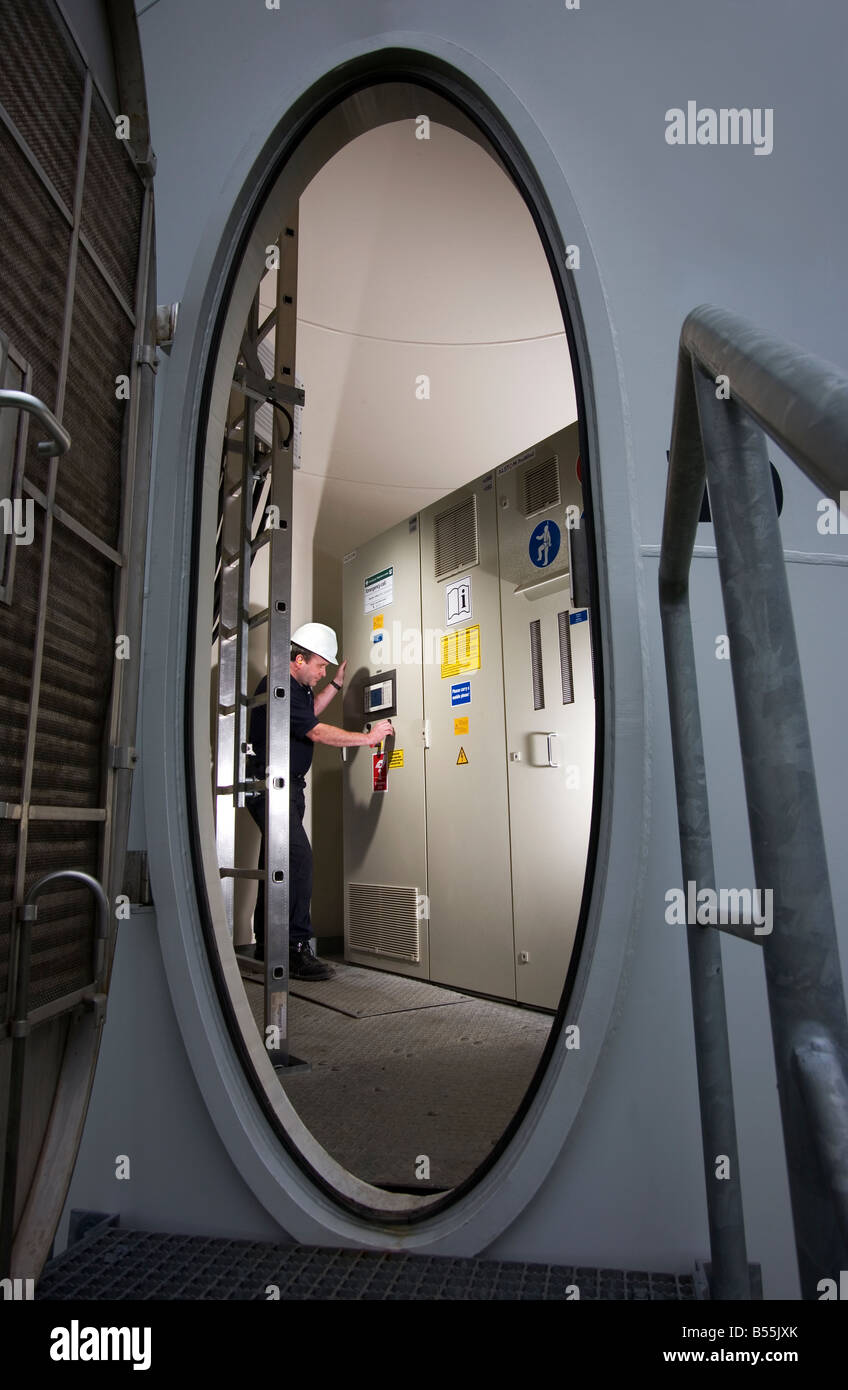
[692,359,848,1299]
[659,347,752,1301]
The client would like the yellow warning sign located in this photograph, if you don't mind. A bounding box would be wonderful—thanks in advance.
[456,746,468,765]
[441,624,481,679]
[454,717,469,736]
[388,749,404,769]
[372,614,384,630]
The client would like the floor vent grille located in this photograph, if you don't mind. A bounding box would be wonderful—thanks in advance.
[348,883,421,962]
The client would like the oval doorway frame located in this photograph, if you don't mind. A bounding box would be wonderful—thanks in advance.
[143,35,649,1253]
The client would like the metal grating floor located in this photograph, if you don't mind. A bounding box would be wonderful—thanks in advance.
[38,1227,697,1300]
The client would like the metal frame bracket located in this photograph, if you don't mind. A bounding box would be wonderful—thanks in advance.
[109,745,138,770]
[232,366,305,411]
[136,344,158,372]
[155,303,179,355]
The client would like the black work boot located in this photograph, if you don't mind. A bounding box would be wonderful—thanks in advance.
[289,941,335,981]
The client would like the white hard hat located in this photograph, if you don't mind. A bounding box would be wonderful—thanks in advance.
[291,622,338,665]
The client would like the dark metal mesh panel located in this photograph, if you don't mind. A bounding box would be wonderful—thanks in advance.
[0,505,43,800]
[24,821,99,1011]
[0,819,20,1018]
[81,88,142,311]
[31,524,115,806]
[0,121,70,496]
[56,244,133,546]
[0,0,84,213]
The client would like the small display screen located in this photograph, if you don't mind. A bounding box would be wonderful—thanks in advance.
[369,687,383,709]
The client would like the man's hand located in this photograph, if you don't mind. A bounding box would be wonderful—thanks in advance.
[367,719,394,745]
[335,658,347,685]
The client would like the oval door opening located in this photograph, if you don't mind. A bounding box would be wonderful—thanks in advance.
[193,78,602,1219]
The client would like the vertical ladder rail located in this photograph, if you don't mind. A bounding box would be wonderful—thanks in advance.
[214,402,243,935]
[233,302,258,815]
[264,214,298,1067]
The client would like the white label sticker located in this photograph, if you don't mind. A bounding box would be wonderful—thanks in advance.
[364,566,393,613]
[497,446,535,476]
[445,575,472,627]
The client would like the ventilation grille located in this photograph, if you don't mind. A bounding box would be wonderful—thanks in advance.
[24,821,99,1012]
[0,120,70,497]
[523,456,560,517]
[81,85,143,311]
[557,611,575,705]
[0,0,84,215]
[31,523,114,805]
[348,884,421,963]
[57,246,134,547]
[434,495,478,580]
[529,619,545,711]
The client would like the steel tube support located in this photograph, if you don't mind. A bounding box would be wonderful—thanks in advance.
[692,362,848,1298]
[658,350,752,1300]
[682,305,848,499]
[791,1032,848,1249]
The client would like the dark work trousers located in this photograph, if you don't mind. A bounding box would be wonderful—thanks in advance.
[246,784,312,951]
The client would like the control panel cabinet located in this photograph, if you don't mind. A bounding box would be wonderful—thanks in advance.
[419,478,517,1000]
[341,425,594,1009]
[342,520,430,977]
[496,424,595,1008]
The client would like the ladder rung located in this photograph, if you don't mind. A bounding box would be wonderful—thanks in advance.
[217,690,259,715]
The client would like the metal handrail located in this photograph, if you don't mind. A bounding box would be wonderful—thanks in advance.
[659,305,848,1300]
[0,389,71,456]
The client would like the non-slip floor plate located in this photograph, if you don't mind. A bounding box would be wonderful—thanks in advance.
[38,1227,697,1300]
[241,976,552,1188]
[289,963,472,1017]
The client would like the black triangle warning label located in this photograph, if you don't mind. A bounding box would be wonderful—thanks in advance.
[456,746,468,765]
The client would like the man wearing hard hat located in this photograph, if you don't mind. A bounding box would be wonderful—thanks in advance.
[247,622,393,980]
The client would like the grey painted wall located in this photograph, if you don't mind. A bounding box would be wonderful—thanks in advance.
[62,0,848,1298]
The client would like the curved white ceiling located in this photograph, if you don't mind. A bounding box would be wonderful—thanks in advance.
[262,120,577,556]
[298,120,566,344]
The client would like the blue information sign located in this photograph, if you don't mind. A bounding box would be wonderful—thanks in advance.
[529,519,561,568]
[451,681,472,707]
